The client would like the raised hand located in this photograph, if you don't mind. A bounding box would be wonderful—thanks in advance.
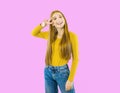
[41,18,54,27]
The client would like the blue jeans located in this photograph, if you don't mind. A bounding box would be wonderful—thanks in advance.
[44,64,75,93]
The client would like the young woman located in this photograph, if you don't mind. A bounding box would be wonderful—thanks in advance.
[31,10,79,93]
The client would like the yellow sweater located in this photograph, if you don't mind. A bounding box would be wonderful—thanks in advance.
[31,24,79,82]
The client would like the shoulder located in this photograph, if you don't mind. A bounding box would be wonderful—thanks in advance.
[69,31,78,46]
[69,31,78,40]
[69,31,79,50]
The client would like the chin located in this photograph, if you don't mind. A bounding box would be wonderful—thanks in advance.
[56,26,62,28]
[55,24,64,29]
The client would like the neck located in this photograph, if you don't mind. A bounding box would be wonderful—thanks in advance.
[57,28,64,38]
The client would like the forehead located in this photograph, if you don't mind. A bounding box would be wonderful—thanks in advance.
[52,12,62,17]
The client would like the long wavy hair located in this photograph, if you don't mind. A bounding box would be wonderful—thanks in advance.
[45,10,72,66]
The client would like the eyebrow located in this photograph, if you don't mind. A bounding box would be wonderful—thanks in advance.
[52,17,56,20]
[52,16,56,18]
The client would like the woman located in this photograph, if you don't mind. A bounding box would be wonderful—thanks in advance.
[31,10,79,93]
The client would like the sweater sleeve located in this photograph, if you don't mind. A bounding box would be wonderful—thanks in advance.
[31,24,49,40]
[68,32,79,82]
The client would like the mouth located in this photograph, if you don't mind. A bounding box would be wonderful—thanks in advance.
[56,21,63,25]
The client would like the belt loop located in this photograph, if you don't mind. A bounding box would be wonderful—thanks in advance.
[66,64,68,68]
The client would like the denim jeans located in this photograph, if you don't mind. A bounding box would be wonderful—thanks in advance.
[44,64,75,93]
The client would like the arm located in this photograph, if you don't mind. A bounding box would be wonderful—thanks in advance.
[68,32,79,82]
[31,23,49,40]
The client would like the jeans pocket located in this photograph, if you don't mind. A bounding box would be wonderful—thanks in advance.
[60,68,70,78]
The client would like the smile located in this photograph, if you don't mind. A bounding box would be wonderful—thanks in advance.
[56,21,63,25]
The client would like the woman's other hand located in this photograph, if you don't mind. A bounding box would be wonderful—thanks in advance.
[65,80,74,91]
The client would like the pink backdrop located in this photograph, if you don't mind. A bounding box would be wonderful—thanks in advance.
[0,0,120,93]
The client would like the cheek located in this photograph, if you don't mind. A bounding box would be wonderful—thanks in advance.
[63,20,65,25]
[54,20,57,23]
[62,19,65,23]
[53,20,56,25]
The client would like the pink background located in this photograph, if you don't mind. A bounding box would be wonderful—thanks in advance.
[0,0,120,93]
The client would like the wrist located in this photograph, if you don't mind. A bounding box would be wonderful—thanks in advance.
[67,80,73,83]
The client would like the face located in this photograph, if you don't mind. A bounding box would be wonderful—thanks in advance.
[51,12,65,29]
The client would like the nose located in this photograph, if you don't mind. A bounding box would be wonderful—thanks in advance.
[57,19,62,23]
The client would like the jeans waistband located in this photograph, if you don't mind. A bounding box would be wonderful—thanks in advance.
[45,64,68,70]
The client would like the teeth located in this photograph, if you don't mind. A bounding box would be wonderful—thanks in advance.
[57,22,63,25]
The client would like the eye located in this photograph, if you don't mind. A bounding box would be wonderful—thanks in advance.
[59,15,62,18]
[53,17,57,20]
